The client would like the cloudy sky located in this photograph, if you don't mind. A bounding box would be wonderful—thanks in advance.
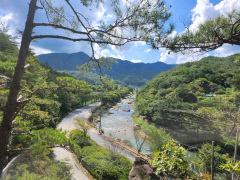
[0,0,240,64]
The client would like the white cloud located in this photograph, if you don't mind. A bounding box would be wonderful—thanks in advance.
[159,48,209,64]
[110,54,126,60]
[130,59,143,63]
[133,41,146,47]
[100,49,111,57]
[0,13,13,24]
[31,45,53,55]
[144,48,151,53]
[96,3,106,22]
[214,44,240,57]
[168,30,177,39]
[0,13,15,36]
[190,0,240,31]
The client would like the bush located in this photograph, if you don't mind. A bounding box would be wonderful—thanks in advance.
[151,140,190,178]
[69,130,92,148]
[69,130,132,180]
[197,143,228,174]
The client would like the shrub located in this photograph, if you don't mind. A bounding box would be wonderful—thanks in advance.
[151,140,190,178]
[69,130,132,180]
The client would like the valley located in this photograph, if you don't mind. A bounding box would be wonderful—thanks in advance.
[1,1,240,179]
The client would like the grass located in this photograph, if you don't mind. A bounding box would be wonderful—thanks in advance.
[132,113,171,152]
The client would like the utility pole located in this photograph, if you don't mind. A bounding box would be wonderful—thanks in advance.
[232,127,239,180]
[99,106,102,134]
[211,141,214,180]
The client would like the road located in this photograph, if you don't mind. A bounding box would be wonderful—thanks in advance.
[54,102,100,180]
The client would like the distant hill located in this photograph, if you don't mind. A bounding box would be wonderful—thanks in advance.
[38,52,176,87]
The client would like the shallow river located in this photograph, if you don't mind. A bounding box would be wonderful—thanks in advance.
[99,95,150,153]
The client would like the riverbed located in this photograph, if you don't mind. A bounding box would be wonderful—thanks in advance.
[99,95,150,153]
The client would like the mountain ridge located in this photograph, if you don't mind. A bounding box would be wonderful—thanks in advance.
[38,51,176,86]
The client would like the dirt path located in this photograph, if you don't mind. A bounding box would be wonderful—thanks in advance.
[53,147,91,180]
[54,102,100,180]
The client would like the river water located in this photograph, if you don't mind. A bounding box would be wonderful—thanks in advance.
[99,95,150,153]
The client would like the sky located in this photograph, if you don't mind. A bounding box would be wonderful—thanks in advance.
[0,0,240,64]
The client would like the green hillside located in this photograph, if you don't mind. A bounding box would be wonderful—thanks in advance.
[136,54,240,147]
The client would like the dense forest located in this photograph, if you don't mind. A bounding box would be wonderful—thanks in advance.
[136,54,240,147]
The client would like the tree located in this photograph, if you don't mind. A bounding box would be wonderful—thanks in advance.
[134,130,146,153]
[75,118,90,137]
[197,143,228,175]
[161,10,240,53]
[0,0,173,173]
[150,140,190,178]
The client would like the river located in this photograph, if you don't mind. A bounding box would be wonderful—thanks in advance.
[99,95,150,153]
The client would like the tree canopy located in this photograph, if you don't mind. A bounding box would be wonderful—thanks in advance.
[161,10,240,53]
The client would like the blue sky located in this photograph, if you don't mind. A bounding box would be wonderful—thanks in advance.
[0,0,240,64]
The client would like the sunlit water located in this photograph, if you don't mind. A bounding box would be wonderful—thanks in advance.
[99,95,150,153]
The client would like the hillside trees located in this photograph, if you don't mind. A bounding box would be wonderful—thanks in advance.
[136,55,240,145]
[0,0,173,173]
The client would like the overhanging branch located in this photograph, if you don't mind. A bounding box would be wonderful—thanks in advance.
[33,23,88,35]
[31,35,135,46]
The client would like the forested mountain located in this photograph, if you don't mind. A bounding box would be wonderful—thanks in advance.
[38,52,176,87]
[136,54,240,147]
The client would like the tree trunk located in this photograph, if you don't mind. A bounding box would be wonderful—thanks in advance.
[0,0,37,174]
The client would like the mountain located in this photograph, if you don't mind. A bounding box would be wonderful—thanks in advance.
[135,54,240,146]
[38,52,176,87]
[38,52,90,70]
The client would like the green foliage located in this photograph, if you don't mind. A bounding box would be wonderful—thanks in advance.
[102,88,130,106]
[133,114,171,151]
[0,31,18,55]
[3,151,71,180]
[136,54,240,146]
[220,160,240,175]
[56,76,92,93]
[69,130,132,180]
[151,140,190,178]
[197,143,228,174]
[162,10,240,53]
[69,129,92,148]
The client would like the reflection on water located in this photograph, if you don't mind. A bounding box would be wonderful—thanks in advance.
[99,95,150,153]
